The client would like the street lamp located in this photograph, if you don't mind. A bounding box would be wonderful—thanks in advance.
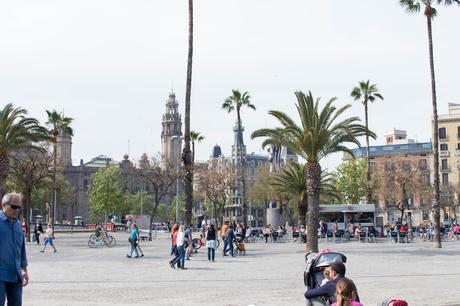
[170,135,183,223]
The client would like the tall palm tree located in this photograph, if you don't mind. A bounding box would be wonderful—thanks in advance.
[270,162,339,228]
[190,130,204,163]
[351,80,384,204]
[182,0,194,226]
[0,104,47,198]
[400,0,459,248]
[45,110,73,228]
[222,89,256,227]
[252,91,374,252]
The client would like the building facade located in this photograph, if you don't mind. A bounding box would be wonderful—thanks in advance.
[348,129,434,226]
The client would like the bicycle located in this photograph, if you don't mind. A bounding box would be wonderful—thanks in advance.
[88,231,116,248]
[191,235,220,251]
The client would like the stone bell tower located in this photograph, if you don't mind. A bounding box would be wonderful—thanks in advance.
[161,91,182,167]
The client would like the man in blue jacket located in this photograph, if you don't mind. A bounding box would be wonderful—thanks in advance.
[223,224,235,257]
[0,192,29,306]
[305,262,346,305]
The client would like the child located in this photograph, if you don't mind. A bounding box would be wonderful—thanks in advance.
[331,278,362,306]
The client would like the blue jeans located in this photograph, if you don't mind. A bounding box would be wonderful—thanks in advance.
[222,239,229,255]
[207,248,215,261]
[129,239,139,257]
[224,239,234,256]
[0,281,23,306]
[172,245,185,268]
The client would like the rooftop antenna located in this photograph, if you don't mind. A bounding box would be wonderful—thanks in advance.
[128,139,130,157]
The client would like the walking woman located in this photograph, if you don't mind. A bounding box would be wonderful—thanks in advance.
[40,224,57,253]
[127,223,139,258]
[206,224,217,262]
[170,225,186,270]
[169,224,180,268]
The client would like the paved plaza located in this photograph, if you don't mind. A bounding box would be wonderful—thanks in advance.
[23,232,460,306]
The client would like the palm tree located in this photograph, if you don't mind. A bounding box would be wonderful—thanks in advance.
[182,0,194,226]
[190,130,204,163]
[222,89,256,227]
[252,91,374,252]
[45,110,73,228]
[400,0,459,248]
[351,80,384,204]
[270,162,339,228]
[0,104,47,198]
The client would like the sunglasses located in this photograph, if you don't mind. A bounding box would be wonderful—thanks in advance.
[7,204,22,210]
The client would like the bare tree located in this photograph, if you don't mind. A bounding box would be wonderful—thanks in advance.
[136,155,180,229]
[376,157,424,220]
[9,146,52,241]
[195,163,234,229]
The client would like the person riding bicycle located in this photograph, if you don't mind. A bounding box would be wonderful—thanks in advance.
[95,223,103,238]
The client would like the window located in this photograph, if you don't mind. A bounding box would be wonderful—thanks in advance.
[441,159,448,171]
[439,127,447,139]
[458,126,460,138]
[442,173,449,186]
[402,160,411,171]
[440,143,448,151]
[419,159,427,170]
[422,174,430,186]
[457,143,460,150]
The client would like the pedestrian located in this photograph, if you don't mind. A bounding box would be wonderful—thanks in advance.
[206,224,217,262]
[21,219,27,238]
[169,224,180,268]
[1,192,29,306]
[223,224,235,257]
[330,278,362,306]
[184,224,193,260]
[170,225,186,270]
[126,223,139,258]
[40,224,57,253]
[220,222,229,255]
[263,225,271,243]
[33,222,43,245]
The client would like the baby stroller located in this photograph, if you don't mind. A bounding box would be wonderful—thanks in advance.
[234,235,246,255]
[303,249,347,305]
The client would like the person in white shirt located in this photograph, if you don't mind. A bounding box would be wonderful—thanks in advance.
[171,225,186,270]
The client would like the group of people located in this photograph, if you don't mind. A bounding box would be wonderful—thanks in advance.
[304,260,408,306]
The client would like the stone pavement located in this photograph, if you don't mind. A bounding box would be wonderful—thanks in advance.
[22,232,460,306]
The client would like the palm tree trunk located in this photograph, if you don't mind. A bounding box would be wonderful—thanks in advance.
[183,0,194,227]
[52,141,57,229]
[297,194,307,227]
[236,109,248,227]
[305,161,321,253]
[364,99,372,203]
[0,154,9,200]
[426,11,442,248]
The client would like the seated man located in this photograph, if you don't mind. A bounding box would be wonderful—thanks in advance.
[305,262,347,305]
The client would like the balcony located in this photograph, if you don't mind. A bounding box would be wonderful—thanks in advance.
[440,166,450,172]
[439,150,450,157]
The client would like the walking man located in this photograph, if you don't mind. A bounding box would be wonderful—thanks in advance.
[1,192,29,306]
[223,224,235,257]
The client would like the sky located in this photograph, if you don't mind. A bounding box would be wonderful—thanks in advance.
[1,0,459,171]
